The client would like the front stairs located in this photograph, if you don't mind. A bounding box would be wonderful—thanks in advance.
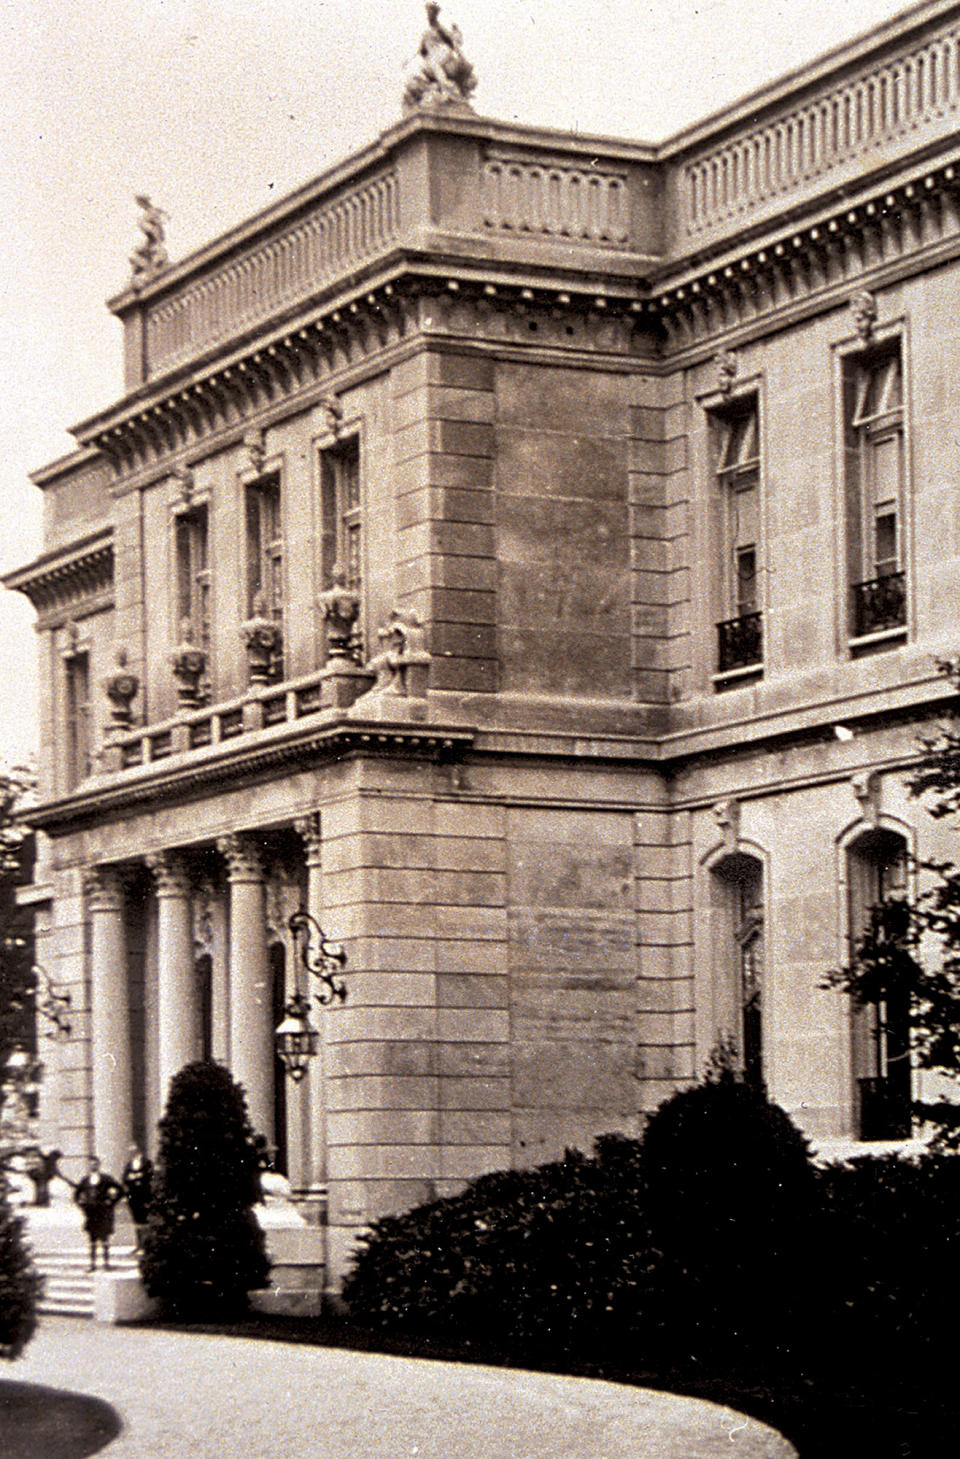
[21,1194,139,1317]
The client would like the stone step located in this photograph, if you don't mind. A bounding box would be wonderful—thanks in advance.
[34,1248,139,1318]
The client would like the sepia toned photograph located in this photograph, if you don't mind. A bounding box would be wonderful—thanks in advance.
[1,3,959,1454]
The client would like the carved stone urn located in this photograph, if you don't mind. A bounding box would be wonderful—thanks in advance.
[103,649,139,728]
[240,595,282,686]
[316,568,371,708]
[170,622,207,709]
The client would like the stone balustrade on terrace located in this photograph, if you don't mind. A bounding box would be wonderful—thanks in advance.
[664,5,960,257]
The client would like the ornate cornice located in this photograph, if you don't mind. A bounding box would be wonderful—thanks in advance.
[2,531,114,614]
[653,160,960,355]
[25,717,476,836]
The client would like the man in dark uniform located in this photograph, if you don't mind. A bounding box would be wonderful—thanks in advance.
[74,1156,124,1270]
[121,1144,154,1249]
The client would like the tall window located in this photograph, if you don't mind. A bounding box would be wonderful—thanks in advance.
[712,399,762,675]
[847,830,911,1139]
[320,439,361,593]
[843,343,907,639]
[64,651,91,788]
[246,474,283,674]
[175,505,210,657]
[711,852,765,1088]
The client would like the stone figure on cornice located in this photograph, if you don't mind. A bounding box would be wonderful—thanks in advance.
[364,607,430,699]
[851,289,878,344]
[403,3,477,113]
[129,195,169,285]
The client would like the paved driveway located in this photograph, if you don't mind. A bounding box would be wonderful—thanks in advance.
[7,1317,796,1458]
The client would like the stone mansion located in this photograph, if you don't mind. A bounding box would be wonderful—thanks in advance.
[7,0,960,1283]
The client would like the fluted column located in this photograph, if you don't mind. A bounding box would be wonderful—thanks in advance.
[86,867,133,1176]
[293,813,324,1191]
[146,850,198,1110]
[219,834,274,1143]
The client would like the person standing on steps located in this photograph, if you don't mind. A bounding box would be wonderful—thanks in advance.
[74,1156,124,1271]
[121,1144,154,1249]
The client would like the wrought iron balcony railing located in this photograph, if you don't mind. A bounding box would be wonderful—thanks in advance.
[851,571,906,638]
[716,611,763,674]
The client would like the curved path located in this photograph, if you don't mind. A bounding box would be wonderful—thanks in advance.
[7,1317,796,1458]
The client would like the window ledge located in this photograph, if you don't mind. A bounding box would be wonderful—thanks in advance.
[848,624,907,655]
[712,663,763,690]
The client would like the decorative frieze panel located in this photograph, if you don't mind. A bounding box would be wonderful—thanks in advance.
[680,19,960,245]
[482,151,629,245]
[144,168,400,378]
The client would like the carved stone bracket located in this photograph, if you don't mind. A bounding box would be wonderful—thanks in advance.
[851,289,878,343]
[716,349,738,395]
[852,770,880,827]
[712,797,741,851]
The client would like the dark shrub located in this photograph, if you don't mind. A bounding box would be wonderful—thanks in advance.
[817,1151,960,1387]
[638,1067,818,1369]
[140,1061,269,1319]
[343,1136,652,1364]
[0,1172,41,1359]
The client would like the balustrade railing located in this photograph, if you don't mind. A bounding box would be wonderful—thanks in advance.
[144,168,400,377]
[851,571,906,638]
[110,667,332,772]
[716,611,763,674]
[679,19,960,242]
[481,153,630,244]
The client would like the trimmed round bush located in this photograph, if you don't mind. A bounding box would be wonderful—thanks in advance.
[139,1061,269,1319]
[637,1068,818,1368]
[0,1171,41,1359]
[343,1136,652,1363]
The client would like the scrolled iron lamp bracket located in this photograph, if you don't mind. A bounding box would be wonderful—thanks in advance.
[275,910,348,1082]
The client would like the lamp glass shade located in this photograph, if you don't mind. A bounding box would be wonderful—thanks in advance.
[275,1001,320,1082]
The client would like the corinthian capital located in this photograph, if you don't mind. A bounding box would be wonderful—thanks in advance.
[145,850,192,898]
[294,812,322,866]
[218,833,265,882]
[85,865,128,913]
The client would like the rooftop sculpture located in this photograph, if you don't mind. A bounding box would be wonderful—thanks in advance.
[129,194,169,285]
[403,3,477,112]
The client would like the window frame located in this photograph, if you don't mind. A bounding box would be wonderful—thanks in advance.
[62,638,92,790]
[835,320,912,652]
[703,385,765,686]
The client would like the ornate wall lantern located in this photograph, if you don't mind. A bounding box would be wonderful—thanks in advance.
[274,910,347,1082]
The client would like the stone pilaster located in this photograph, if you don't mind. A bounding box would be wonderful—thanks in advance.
[146,850,198,1109]
[292,813,324,1193]
[219,834,274,1144]
[86,867,134,1176]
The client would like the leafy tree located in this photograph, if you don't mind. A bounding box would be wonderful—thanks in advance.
[0,765,36,1074]
[0,1169,41,1359]
[139,1061,270,1318]
[824,661,960,1147]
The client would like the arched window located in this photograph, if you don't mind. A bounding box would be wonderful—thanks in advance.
[196,952,213,1063]
[710,852,765,1088]
[846,828,911,1139]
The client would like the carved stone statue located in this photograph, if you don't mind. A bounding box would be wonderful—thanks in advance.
[365,607,431,699]
[403,3,477,112]
[129,194,169,284]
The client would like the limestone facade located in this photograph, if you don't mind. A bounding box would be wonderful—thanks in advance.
[8,1,960,1282]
